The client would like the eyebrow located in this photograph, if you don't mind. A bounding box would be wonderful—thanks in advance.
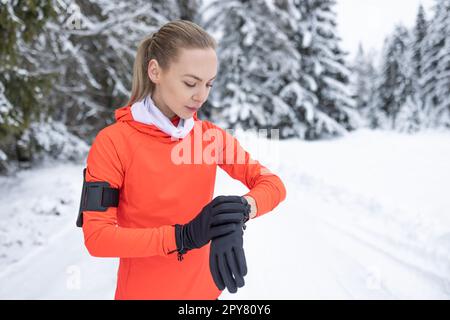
[183,74,217,81]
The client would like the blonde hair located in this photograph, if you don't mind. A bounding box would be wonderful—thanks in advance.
[127,20,217,105]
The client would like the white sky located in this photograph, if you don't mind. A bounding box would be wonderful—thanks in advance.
[335,0,435,59]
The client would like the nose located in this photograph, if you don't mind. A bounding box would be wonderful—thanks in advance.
[192,86,209,104]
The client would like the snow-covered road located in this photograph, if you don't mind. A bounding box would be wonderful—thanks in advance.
[1,129,449,299]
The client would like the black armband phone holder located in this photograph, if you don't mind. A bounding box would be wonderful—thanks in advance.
[76,168,119,227]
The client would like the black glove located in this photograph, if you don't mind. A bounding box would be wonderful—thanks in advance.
[209,198,250,293]
[210,226,247,294]
[174,196,250,260]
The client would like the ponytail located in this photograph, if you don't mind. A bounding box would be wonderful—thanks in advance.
[127,36,154,105]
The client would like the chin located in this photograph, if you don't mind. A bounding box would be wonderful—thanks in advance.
[179,111,197,119]
[177,113,190,120]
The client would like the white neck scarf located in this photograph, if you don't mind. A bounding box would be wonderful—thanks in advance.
[131,95,195,139]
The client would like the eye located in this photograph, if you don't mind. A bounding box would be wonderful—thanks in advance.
[184,82,214,88]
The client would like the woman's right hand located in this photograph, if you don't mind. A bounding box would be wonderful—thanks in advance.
[174,196,250,258]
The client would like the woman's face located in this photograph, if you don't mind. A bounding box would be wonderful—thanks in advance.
[148,48,218,119]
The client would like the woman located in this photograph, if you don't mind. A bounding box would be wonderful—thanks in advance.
[79,20,286,300]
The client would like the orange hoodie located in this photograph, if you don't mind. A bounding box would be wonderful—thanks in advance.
[82,105,287,299]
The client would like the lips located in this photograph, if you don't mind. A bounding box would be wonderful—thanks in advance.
[185,106,200,112]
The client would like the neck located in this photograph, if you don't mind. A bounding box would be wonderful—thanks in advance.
[150,92,176,119]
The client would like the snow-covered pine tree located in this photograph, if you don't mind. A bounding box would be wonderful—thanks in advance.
[201,0,301,137]
[299,0,360,139]
[350,44,378,128]
[270,0,321,139]
[376,25,413,129]
[0,0,56,171]
[412,4,428,91]
[421,0,450,128]
[396,4,430,132]
[202,0,358,139]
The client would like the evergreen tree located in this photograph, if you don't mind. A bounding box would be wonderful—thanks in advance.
[421,0,450,127]
[299,0,359,139]
[412,4,428,89]
[396,4,429,132]
[350,44,378,128]
[0,0,56,170]
[202,0,301,137]
[376,25,413,129]
[203,0,358,139]
[272,0,322,139]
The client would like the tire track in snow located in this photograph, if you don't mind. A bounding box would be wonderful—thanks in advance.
[317,213,450,298]
[280,168,450,298]
[317,230,399,299]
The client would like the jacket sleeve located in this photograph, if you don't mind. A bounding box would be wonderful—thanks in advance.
[81,129,177,258]
[213,125,287,218]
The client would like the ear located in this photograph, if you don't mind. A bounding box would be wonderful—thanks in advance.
[147,59,160,84]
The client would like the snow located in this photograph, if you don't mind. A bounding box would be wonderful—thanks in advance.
[1,129,450,299]
[0,82,13,124]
